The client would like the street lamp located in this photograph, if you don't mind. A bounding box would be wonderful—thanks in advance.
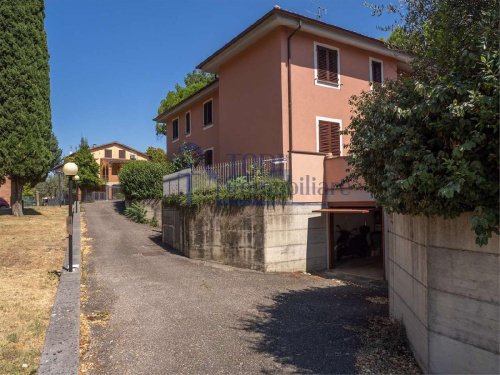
[74,175,80,213]
[63,162,78,272]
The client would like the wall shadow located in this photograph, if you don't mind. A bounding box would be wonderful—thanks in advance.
[240,285,388,374]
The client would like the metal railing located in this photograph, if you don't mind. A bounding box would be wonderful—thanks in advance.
[163,157,288,197]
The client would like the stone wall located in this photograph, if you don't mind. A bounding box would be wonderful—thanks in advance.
[387,213,499,374]
[162,203,327,272]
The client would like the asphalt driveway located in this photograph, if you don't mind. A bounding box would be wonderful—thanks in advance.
[83,201,388,374]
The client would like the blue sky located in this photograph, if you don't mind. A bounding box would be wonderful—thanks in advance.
[45,0,397,156]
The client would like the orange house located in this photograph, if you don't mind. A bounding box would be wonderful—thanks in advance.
[155,8,411,273]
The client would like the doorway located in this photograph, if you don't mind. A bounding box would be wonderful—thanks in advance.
[328,208,384,279]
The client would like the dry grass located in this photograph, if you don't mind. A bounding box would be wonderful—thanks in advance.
[0,207,67,375]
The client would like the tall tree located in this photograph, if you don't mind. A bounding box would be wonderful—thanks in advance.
[66,138,101,199]
[145,146,167,163]
[0,0,60,216]
[347,0,499,245]
[156,70,215,136]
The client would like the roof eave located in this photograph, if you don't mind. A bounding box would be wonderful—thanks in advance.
[197,9,412,73]
[154,80,219,123]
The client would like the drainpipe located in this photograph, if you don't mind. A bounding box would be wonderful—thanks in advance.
[287,19,302,183]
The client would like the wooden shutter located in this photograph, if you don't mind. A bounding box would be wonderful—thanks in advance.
[317,46,339,84]
[318,121,341,156]
[105,149,112,158]
[119,149,125,159]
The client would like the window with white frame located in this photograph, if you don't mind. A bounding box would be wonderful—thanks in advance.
[370,59,383,84]
[185,112,191,135]
[172,118,179,140]
[315,44,340,87]
[204,149,213,166]
[203,100,213,127]
[318,120,341,156]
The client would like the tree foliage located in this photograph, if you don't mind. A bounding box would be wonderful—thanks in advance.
[119,161,173,200]
[145,146,167,163]
[0,0,61,215]
[171,142,204,171]
[347,0,499,245]
[155,70,215,136]
[66,138,101,191]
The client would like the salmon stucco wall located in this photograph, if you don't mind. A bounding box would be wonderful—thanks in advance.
[164,91,220,162]
[283,30,399,155]
[217,28,285,162]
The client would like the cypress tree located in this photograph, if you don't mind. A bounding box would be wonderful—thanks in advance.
[0,0,60,216]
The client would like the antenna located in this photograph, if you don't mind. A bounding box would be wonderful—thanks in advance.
[306,1,327,20]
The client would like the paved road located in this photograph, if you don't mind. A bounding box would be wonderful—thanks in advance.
[83,201,388,374]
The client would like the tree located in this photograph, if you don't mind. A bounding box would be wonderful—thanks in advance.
[0,0,61,216]
[171,143,204,171]
[66,138,101,198]
[156,70,215,136]
[119,161,173,200]
[145,147,167,163]
[346,0,499,245]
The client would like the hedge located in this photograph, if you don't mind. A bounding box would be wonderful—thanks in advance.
[119,161,172,200]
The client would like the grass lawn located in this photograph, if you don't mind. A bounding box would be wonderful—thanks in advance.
[0,207,68,375]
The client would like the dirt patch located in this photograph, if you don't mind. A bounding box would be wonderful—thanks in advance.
[0,207,67,374]
[356,315,421,374]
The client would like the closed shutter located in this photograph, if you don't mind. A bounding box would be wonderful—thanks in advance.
[318,120,341,156]
[119,149,125,159]
[317,46,339,84]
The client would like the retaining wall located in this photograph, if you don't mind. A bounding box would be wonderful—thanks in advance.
[387,213,499,374]
[162,204,327,272]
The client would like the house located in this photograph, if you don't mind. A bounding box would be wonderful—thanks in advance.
[155,6,411,273]
[64,141,149,200]
[0,177,11,207]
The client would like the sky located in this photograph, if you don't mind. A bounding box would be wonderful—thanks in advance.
[45,0,397,156]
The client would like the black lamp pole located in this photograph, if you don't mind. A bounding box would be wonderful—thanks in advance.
[68,176,73,272]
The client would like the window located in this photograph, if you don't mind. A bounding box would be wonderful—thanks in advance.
[318,120,341,156]
[204,149,213,166]
[130,154,136,160]
[203,100,213,127]
[105,149,112,158]
[315,44,339,86]
[119,149,125,159]
[112,164,120,175]
[185,112,191,135]
[172,118,179,141]
[370,59,383,84]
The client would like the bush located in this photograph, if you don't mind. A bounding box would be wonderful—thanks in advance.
[163,175,292,207]
[124,202,148,224]
[119,161,173,200]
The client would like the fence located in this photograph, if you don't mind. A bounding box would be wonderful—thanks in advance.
[163,157,288,197]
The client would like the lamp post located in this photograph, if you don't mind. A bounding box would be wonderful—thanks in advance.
[63,162,78,272]
[74,175,80,213]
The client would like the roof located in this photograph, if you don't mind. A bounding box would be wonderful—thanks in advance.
[154,79,219,123]
[88,141,149,158]
[197,7,411,73]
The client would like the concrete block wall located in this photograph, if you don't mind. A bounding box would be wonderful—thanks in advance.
[161,203,327,273]
[387,213,499,374]
[263,204,326,272]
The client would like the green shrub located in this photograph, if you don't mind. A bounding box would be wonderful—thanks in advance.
[124,203,148,224]
[163,176,292,208]
[119,161,173,200]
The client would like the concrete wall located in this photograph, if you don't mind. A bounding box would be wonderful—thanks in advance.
[126,199,162,222]
[387,213,499,374]
[162,203,327,272]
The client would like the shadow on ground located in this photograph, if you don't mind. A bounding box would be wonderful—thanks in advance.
[0,208,41,215]
[240,285,388,374]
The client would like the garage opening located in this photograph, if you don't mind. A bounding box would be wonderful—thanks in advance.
[314,207,385,280]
